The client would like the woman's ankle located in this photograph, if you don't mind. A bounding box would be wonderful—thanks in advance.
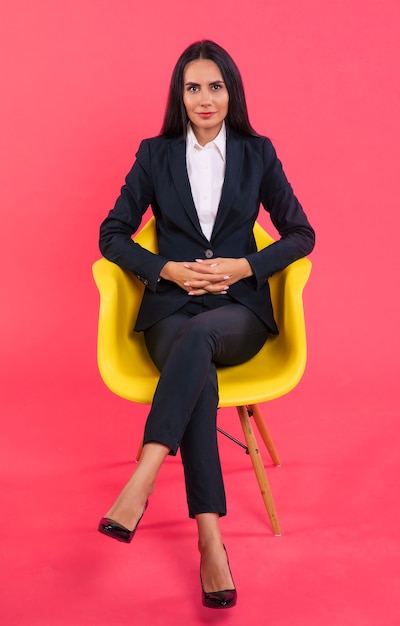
[195,512,225,554]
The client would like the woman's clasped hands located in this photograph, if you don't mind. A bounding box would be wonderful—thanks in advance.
[160,257,253,296]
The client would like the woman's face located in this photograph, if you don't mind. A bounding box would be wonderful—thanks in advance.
[183,59,229,145]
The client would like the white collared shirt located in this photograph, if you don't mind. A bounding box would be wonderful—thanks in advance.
[186,122,226,241]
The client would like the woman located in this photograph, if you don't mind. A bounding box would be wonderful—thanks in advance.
[98,40,315,609]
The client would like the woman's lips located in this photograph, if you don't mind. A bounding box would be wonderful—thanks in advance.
[197,112,215,119]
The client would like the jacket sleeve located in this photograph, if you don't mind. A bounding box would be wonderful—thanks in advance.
[99,140,168,292]
[245,138,315,288]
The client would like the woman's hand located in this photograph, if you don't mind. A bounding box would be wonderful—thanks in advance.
[159,258,253,296]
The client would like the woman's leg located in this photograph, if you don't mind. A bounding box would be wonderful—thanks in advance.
[196,513,235,593]
[101,310,192,531]
[103,442,169,531]
[152,303,267,594]
[179,369,226,518]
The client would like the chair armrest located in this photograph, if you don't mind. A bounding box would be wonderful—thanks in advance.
[92,257,159,402]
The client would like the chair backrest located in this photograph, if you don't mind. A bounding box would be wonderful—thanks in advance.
[93,217,311,406]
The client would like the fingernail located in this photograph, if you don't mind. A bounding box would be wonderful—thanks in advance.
[223,275,230,280]
[184,282,190,286]
[195,259,204,263]
[188,292,195,296]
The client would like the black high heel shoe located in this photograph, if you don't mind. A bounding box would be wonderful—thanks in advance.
[200,546,237,609]
[98,501,148,543]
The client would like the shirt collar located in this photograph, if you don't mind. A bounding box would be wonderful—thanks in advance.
[186,121,226,162]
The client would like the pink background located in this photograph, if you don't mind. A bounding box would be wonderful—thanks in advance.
[1,1,399,624]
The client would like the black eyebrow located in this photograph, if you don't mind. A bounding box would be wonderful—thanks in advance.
[184,80,225,86]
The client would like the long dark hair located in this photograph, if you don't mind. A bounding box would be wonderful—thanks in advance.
[161,40,258,138]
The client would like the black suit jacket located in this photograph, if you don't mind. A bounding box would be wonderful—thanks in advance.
[99,129,315,333]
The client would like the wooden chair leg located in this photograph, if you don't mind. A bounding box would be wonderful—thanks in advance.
[236,405,281,536]
[249,404,281,466]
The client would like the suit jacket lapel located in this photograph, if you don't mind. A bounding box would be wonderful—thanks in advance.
[211,132,244,241]
[168,131,245,242]
[168,138,203,234]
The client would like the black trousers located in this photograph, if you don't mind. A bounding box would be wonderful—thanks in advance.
[143,295,269,518]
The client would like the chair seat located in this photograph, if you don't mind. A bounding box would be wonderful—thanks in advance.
[93,219,311,406]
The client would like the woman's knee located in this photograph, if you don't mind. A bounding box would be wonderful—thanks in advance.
[176,315,218,349]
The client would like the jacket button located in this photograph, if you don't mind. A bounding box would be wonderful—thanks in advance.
[205,249,214,259]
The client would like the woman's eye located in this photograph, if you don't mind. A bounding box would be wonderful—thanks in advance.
[212,84,221,90]
[188,86,199,92]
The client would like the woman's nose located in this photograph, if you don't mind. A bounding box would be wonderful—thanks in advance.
[199,90,212,106]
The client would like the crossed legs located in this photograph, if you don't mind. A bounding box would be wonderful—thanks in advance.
[101,298,268,597]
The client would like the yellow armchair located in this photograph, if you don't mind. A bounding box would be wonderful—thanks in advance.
[93,217,312,535]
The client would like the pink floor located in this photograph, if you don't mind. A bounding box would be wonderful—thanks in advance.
[2,335,399,625]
